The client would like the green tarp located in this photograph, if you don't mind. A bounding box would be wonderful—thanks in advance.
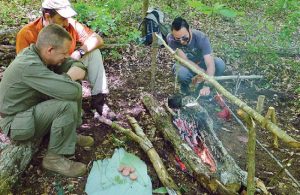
[85,148,152,195]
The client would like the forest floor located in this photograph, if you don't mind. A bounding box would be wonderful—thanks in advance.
[0,3,299,194]
[1,43,298,194]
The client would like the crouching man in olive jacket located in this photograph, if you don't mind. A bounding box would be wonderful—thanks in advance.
[0,24,94,177]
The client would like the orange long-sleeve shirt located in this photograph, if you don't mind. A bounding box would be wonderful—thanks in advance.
[16,17,94,54]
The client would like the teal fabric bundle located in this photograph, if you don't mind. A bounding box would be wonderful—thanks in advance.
[85,148,152,195]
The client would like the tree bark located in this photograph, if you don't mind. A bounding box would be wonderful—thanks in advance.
[150,34,158,92]
[141,93,250,195]
[0,140,39,194]
[0,28,19,43]
[155,33,300,148]
[0,45,16,67]
[141,0,149,36]
[237,110,256,195]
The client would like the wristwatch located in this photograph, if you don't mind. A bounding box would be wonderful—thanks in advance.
[77,48,86,58]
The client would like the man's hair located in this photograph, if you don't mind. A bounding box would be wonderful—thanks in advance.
[36,24,72,49]
[171,17,189,31]
[42,8,57,18]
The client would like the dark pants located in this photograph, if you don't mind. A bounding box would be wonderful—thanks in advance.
[173,57,225,94]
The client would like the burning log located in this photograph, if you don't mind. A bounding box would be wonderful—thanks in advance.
[155,33,300,148]
[142,93,269,194]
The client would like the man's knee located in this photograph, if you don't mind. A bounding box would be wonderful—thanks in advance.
[56,100,78,117]
[82,49,102,64]
[173,63,194,83]
[214,57,225,76]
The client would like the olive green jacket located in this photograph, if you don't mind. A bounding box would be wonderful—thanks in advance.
[0,44,84,136]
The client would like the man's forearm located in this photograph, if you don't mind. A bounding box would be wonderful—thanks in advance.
[204,54,215,76]
[206,65,215,76]
[82,33,104,52]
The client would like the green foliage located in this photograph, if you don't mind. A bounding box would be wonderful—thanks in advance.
[265,0,300,42]
[153,187,168,194]
[295,86,300,94]
[54,181,64,195]
[206,0,262,10]
[188,1,240,18]
[73,0,142,46]
[74,3,116,35]
[0,0,38,28]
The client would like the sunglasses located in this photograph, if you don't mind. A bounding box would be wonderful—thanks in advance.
[174,35,189,42]
[173,31,191,43]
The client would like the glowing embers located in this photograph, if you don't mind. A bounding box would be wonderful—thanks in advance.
[173,117,216,172]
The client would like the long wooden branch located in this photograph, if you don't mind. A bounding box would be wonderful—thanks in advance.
[155,33,300,148]
[97,116,181,194]
[214,75,263,80]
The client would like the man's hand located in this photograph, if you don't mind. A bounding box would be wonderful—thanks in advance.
[70,50,81,60]
[192,75,205,85]
[199,86,210,96]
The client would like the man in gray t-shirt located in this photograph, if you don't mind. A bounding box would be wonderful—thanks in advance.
[167,17,225,96]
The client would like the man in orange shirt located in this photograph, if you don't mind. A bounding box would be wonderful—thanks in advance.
[16,0,111,117]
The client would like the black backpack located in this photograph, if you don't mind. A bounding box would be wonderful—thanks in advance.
[139,8,171,46]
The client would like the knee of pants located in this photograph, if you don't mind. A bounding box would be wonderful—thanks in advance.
[57,101,78,119]
[173,64,194,84]
[81,49,104,74]
[82,48,102,58]
[214,57,225,76]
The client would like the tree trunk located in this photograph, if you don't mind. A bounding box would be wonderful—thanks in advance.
[141,93,249,195]
[150,34,158,92]
[141,0,149,36]
[0,45,16,67]
[0,28,18,43]
[0,140,39,194]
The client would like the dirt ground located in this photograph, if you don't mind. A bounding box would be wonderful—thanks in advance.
[4,45,298,195]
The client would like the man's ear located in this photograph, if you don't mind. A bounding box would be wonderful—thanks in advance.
[43,13,51,23]
[46,46,54,55]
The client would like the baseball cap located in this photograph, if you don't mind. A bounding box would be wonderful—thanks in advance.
[42,0,77,18]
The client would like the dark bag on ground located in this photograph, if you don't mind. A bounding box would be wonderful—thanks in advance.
[139,8,171,46]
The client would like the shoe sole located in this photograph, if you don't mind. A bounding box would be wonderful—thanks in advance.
[42,162,86,177]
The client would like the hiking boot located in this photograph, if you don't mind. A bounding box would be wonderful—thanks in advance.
[42,152,86,177]
[77,134,94,147]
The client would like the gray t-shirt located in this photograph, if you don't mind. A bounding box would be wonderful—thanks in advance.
[167,29,212,63]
